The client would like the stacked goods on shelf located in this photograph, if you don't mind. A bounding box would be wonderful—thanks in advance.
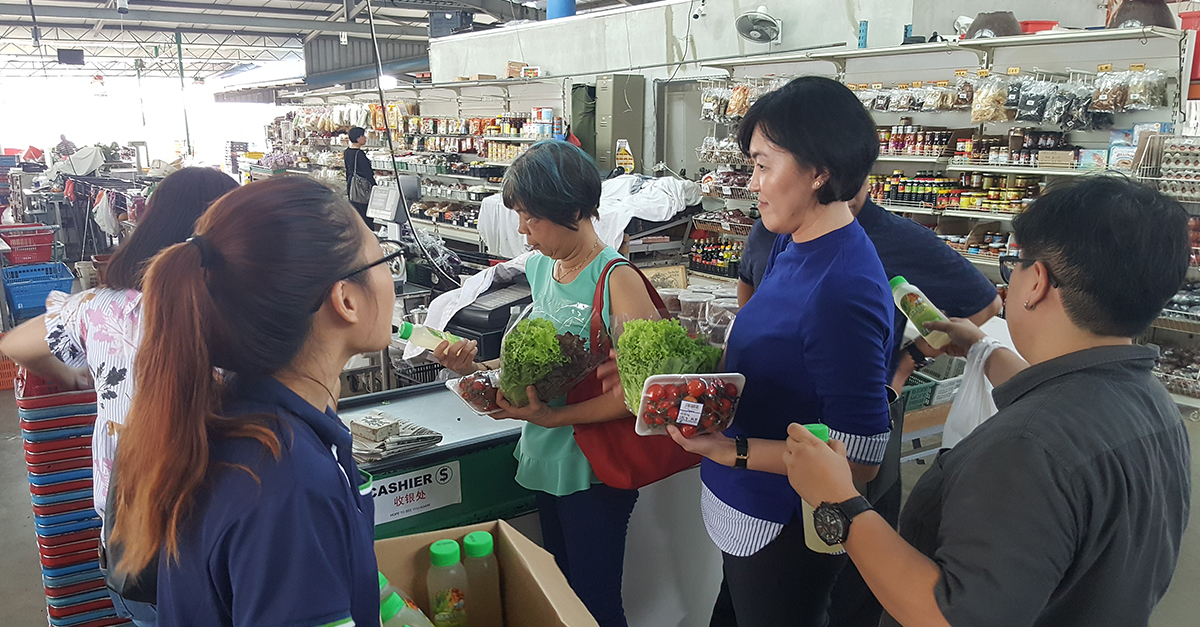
[952,128,1078,168]
[688,234,743,278]
[17,370,129,627]
[699,168,754,200]
[877,125,956,158]
[870,170,1043,215]
[409,199,480,230]
[0,154,15,214]
[223,141,248,176]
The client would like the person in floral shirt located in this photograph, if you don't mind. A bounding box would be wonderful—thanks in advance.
[0,167,237,626]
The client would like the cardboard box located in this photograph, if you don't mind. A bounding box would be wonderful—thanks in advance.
[1037,150,1075,167]
[505,61,527,79]
[470,74,497,81]
[375,520,598,627]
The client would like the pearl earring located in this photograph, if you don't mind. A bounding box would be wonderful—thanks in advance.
[1024,301,1034,311]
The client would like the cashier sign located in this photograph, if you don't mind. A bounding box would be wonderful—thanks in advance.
[372,461,463,525]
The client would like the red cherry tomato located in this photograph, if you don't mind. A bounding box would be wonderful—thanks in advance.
[680,425,697,438]
[719,398,732,413]
[677,383,690,397]
[705,383,718,398]
[647,384,665,402]
[665,385,680,400]
[724,383,739,397]
[687,380,705,397]
[667,407,680,420]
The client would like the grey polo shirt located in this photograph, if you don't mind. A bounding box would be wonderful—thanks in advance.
[899,345,1191,627]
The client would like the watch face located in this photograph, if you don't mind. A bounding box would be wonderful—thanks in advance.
[813,505,848,546]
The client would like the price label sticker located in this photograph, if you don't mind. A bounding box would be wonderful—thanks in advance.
[722,186,732,195]
[677,401,704,427]
[1098,63,1113,72]
[912,81,923,88]
[1130,63,1146,72]
[858,83,869,90]
[976,68,990,77]
[847,83,858,91]
[937,80,950,87]
[721,222,731,231]
[1006,66,1021,75]
[955,69,969,77]
[871,82,884,89]
[899,83,910,89]
[701,183,711,194]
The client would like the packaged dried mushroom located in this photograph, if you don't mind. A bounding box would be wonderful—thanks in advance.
[1091,71,1129,113]
[1125,69,1167,111]
[1016,80,1058,123]
[953,76,977,110]
[971,76,1013,123]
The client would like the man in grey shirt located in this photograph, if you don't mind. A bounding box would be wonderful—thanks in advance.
[783,176,1191,627]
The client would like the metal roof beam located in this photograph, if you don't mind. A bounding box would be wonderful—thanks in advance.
[0,23,302,50]
[0,19,305,41]
[0,3,428,38]
[45,0,338,19]
[302,0,544,21]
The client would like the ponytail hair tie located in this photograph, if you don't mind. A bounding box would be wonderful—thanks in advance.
[187,235,222,270]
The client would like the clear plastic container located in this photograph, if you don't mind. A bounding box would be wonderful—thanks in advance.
[657,288,683,315]
[714,287,738,299]
[709,298,741,315]
[635,373,745,437]
[428,540,469,627]
[679,316,701,335]
[447,369,502,416]
[688,284,719,294]
[463,531,503,627]
[679,292,715,318]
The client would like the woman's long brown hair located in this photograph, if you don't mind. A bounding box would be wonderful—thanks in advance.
[109,175,367,575]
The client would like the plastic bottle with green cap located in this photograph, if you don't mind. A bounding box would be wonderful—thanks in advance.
[398,321,464,352]
[889,275,951,349]
[463,531,503,627]
[379,572,436,627]
[427,539,469,627]
[798,423,847,554]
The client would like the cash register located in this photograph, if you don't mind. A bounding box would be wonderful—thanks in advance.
[446,280,532,361]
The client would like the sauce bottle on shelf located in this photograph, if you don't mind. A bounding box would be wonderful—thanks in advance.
[427,540,469,627]
[889,276,951,349]
[463,531,504,627]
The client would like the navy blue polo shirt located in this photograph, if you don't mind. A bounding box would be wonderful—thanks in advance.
[737,218,776,290]
[157,377,378,627]
[855,200,998,375]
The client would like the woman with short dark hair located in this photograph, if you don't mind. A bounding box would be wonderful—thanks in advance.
[785,176,1192,627]
[344,126,375,225]
[435,140,660,627]
[666,76,893,626]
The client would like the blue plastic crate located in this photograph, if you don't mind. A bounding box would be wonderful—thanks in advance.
[0,155,17,167]
[43,568,103,590]
[2,263,74,317]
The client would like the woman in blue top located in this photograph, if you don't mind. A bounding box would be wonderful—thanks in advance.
[107,176,395,627]
[668,76,894,626]
[436,141,659,627]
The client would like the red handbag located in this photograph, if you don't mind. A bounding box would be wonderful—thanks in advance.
[568,258,701,490]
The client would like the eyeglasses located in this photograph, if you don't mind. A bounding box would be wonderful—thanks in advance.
[998,254,1059,287]
[311,241,404,312]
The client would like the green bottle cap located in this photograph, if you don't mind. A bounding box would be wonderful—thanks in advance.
[398,321,414,340]
[805,423,831,442]
[463,531,494,558]
[888,276,908,290]
[430,539,461,568]
[378,571,388,590]
[380,592,405,624]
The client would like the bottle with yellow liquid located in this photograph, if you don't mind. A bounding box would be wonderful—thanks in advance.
[889,276,950,349]
[799,423,846,554]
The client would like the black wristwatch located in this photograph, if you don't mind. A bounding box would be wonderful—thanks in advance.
[902,340,933,369]
[734,436,749,469]
[813,496,873,546]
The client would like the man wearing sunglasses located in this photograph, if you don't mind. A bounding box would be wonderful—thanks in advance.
[786,176,1192,627]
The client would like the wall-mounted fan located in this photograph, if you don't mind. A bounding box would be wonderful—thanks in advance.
[736,6,782,45]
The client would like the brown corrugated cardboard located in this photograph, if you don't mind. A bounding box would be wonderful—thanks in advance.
[375,520,599,627]
[505,61,527,78]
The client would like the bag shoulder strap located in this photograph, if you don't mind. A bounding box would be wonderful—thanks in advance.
[590,258,667,352]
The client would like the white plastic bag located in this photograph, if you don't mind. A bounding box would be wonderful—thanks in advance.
[942,337,1002,448]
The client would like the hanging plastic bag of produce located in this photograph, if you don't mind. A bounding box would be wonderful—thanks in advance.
[498,299,609,408]
[1016,80,1058,122]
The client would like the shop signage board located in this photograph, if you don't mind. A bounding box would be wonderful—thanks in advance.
[372,460,463,525]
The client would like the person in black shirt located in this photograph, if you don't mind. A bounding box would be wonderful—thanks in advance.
[784,176,1192,627]
[344,126,376,226]
[735,218,776,306]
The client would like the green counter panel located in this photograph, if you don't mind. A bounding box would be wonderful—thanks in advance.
[373,439,536,539]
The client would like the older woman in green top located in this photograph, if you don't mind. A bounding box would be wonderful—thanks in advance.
[436,141,658,627]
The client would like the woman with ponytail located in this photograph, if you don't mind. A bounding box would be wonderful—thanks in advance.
[109,175,396,627]
[0,167,237,626]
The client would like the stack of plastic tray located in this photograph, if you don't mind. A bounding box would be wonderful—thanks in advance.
[17,369,131,627]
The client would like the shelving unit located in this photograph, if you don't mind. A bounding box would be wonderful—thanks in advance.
[878,155,949,164]
[944,163,1097,177]
[409,217,482,247]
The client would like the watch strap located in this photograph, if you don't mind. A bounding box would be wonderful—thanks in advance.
[904,341,931,367]
[837,495,873,522]
[734,436,749,469]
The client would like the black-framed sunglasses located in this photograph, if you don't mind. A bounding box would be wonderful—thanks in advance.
[998,254,1059,287]
[311,241,405,312]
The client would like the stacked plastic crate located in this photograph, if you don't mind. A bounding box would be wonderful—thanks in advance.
[0,154,15,215]
[18,369,130,627]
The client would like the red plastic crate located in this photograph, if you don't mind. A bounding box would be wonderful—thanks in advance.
[32,498,94,517]
[40,538,99,559]
[15,369,97,408]
[21,414,97,432]
[28,457,92,475]
[23,435,92,454]
[0,224,55,248]
[44,578,106,599]
[47,597,114,619]
[37,528,100,549]
[25,447,92,465]
[28,478,93,496]
[0,354,15,391]
[66,617,130,627]
[41,547,99,569]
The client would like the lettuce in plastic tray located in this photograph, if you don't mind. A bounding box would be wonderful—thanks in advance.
[616,318,723,414]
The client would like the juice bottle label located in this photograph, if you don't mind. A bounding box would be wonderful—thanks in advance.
[432,588,467,626]
[898,292,947,335]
